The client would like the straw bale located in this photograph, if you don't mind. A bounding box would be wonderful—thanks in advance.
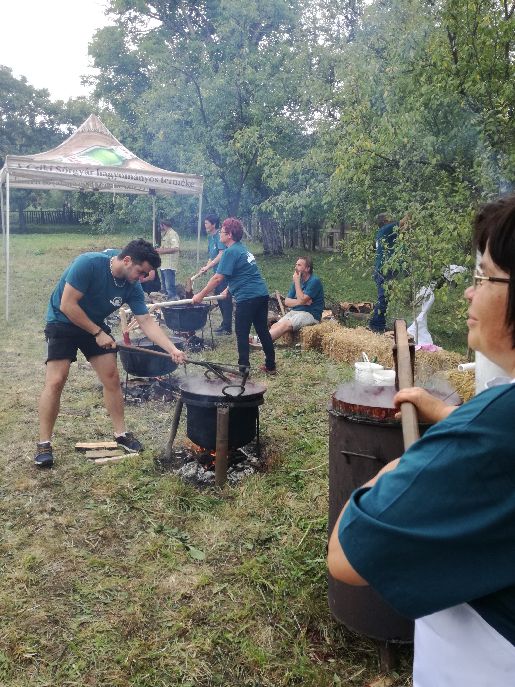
[443,370,475,402]
[301,322,468,378]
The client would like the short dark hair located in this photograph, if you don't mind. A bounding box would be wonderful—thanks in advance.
[474,193,515,346]
[160,218,174,228]
[119,238,161,270]
[221,217,244,242]
[376,212,389,226]
[298,256,313,273]
[204,213,220,228]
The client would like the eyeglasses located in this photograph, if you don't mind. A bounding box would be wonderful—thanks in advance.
[473,270,512,289]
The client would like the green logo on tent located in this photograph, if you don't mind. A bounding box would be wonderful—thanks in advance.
[77,146,128,166]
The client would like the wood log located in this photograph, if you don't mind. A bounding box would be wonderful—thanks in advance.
[83,450,126,459]
[75,441,119,450]
[94,455,130,465]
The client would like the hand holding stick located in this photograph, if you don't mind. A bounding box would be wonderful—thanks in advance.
[393,319,420,450]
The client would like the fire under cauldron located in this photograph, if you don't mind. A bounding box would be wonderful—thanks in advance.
[165,375,266,486]
[162,303,210,332]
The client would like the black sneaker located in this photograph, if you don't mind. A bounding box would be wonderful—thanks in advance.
[35,441,54,468]
[115,432,143,453]
[214,327,232,335]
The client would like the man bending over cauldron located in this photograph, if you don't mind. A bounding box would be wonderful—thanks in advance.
[249,256,324,348]
[35,239,186,468]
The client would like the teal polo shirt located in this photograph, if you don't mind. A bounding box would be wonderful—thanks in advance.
[207,231,226,269]
[47,252,148,326]
[216,242,269,302]
[287,274,324,321]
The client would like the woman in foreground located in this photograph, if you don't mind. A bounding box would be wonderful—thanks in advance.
[328,194,515,686]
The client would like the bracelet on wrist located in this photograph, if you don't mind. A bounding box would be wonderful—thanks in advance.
[93,328,103,337]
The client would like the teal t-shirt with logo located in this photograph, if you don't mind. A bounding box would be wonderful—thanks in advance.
[216,242,268,302]
[207,231,226,268]
[46,252,148,326]
[287,274,324,321]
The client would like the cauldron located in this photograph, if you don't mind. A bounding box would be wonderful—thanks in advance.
[162,303,210,332]
[179,377,266,450]
[117,337,183,377]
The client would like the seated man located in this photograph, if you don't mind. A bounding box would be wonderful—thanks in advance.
[250,257,324,346]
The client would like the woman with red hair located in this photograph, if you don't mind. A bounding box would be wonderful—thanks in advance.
[192,218,276,374]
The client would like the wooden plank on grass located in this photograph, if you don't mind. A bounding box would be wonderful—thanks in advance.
[75,441,119,451]
[94,455,137,465]
[83,450,126,459]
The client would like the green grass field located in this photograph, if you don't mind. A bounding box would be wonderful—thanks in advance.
[0,232,470,686]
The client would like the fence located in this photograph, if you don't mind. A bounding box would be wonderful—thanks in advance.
[9,209,93,226]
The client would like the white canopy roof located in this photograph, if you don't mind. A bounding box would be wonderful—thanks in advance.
[1,114,205,319]
[0,113,203,196]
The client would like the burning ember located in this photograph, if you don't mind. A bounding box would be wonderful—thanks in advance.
[123,377,182,403]
[155,439,265,488]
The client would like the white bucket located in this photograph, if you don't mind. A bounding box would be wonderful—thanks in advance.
[372,369,396,386]
[354,361,384,384]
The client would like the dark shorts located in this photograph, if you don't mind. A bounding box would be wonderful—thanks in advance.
[44,322,116,363]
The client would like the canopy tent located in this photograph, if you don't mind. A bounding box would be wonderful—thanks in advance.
[0,114,204,319]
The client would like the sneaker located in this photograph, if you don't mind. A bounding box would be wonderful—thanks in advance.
[258,364,277,375]
[35,441,54,468]
[214,327,232,335]
[115,432,143,453]
[249,335,260,345]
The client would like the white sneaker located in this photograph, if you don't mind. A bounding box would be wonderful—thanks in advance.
[249,335,261,345]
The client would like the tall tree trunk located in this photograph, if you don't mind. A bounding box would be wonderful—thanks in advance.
[258,211,283,255]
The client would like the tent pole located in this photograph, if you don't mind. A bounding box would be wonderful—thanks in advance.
[152,194,156,245]
[196,193,203,267]
[1,180,5,258]
[5,172,10,320]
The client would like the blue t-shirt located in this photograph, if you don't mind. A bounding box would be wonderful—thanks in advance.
[339,383,515,645]
[374,222,398,274]
[207,231,226,269]
[287,274,324,321]
[47,251,148,326]
[216,242,268,302]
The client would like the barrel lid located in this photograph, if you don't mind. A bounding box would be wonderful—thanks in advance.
[331,380,460,421]
[179,375,266,401]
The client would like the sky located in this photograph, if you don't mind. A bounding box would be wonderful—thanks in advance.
[0,0,111,101]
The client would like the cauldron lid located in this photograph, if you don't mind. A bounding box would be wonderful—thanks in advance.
[179,375,266,400]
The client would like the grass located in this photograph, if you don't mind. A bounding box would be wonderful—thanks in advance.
[0,231,470,686]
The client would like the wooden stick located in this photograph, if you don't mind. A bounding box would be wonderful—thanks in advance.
[94,455,131,465]
[393,319,420,450]
[275,291,286,317]
[146,294,224,313]
[76,441,119,450]
[215,405,230,487]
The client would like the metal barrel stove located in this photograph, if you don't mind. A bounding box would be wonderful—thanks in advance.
[328,381,414,642]
[328,380,460,645]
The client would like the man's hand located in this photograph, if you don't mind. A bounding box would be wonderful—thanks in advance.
[394,387,457,424]
[96,331,116,349]
[199,265,209,274]
[170,347,186,364]
[293,270,301,282]
[191,293,203,305]
[220,288,229,299]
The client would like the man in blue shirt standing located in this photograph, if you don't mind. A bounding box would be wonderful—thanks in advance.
[198,213,233,335]
[249,257,324,345]
[368,213,399,333]
[35,239,186,468]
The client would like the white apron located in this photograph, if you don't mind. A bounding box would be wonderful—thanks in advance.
[414,603,515,687]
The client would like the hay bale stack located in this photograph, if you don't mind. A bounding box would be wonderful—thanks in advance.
[300,321,340,351]
[301,321,467,379]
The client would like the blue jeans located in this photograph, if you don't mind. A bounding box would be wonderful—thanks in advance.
[369,271,388,332]
[161,269,176,299]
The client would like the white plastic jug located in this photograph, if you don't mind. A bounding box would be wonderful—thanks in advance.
[354,353,383,384]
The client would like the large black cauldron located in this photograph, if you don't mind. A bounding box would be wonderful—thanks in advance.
[117,337,183,377]
[162,303,210,332]
[179,377,266,450]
